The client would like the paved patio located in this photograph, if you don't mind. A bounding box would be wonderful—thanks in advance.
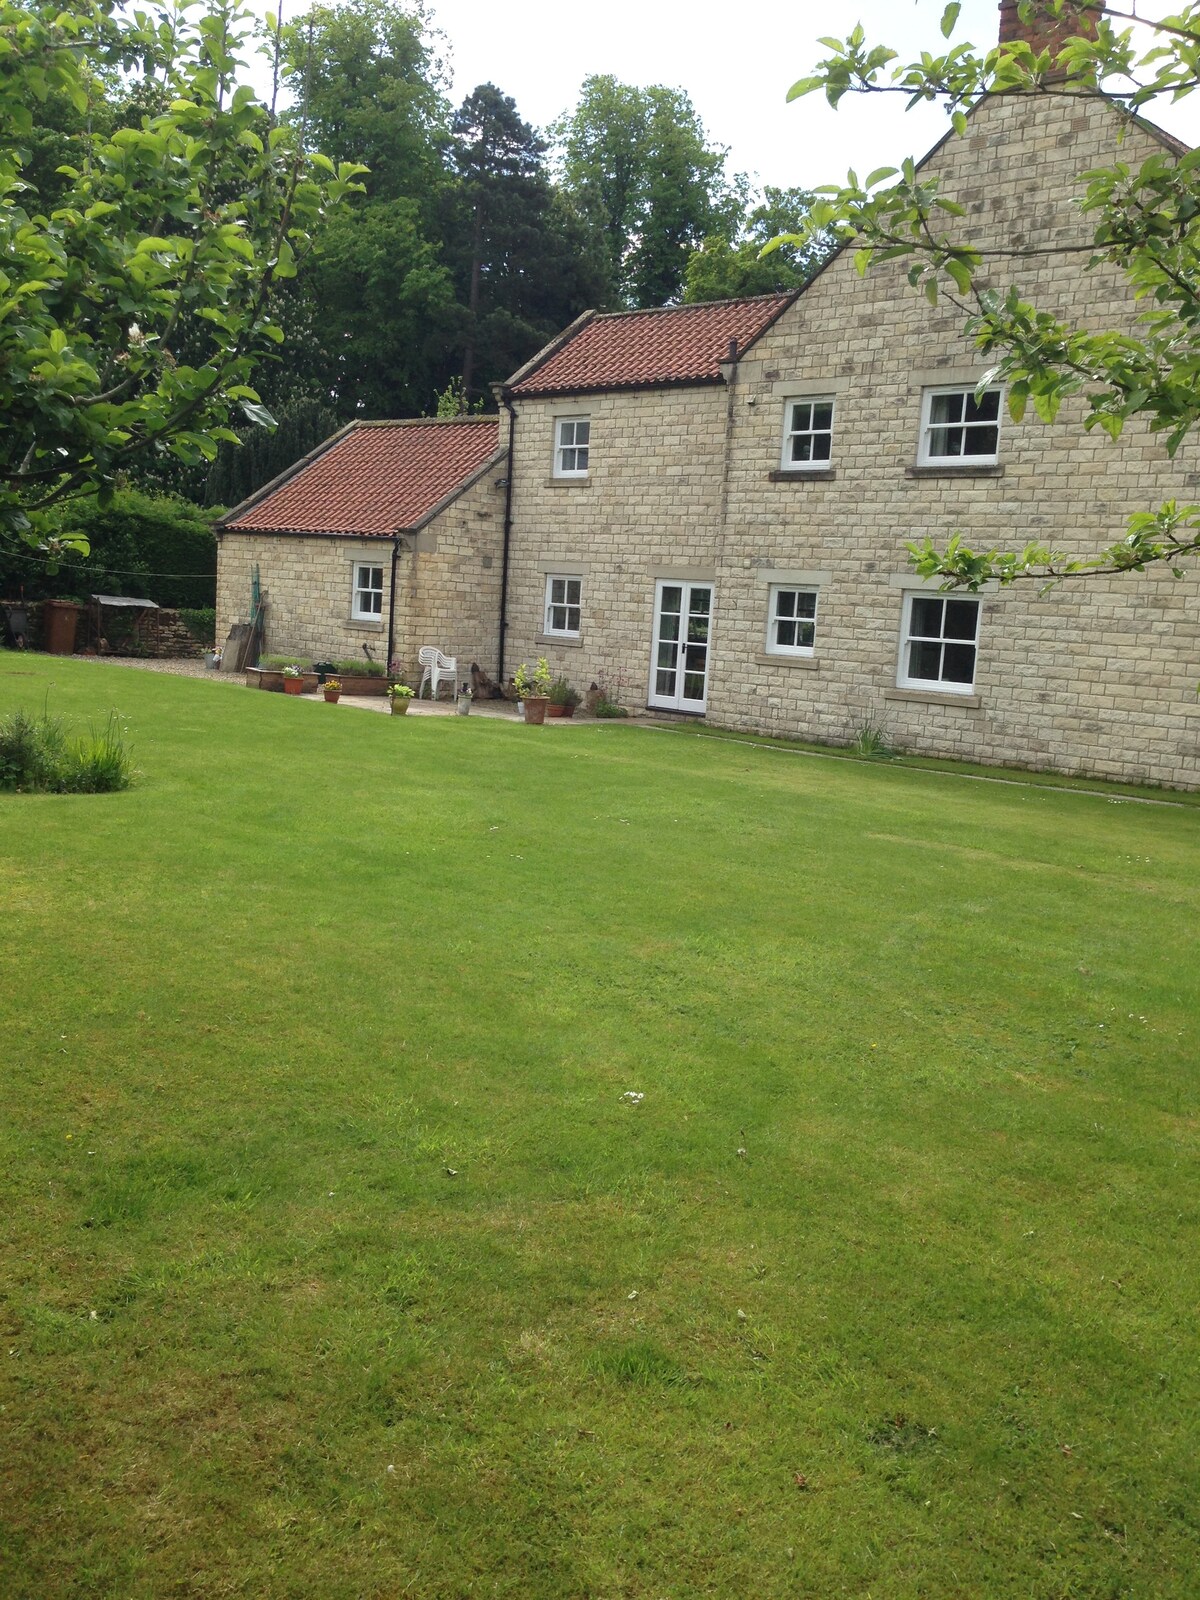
[64,655,610,721]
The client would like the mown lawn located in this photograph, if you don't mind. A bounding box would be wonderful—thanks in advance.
[1,655,1198,1599]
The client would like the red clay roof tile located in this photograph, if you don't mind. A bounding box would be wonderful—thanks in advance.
[223,417,502,536]
[508,294,796,397]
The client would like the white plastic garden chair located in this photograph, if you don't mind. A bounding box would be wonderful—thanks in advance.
[417,645,458,701]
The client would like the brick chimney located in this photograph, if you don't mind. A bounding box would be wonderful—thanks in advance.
[998,1,1101,55]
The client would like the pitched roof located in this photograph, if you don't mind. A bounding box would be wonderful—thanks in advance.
[220,417,503,537]
[506,293,797,398]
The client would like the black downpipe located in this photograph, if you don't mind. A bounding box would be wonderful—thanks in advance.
[498,395,517,685]
[386,536,400,677]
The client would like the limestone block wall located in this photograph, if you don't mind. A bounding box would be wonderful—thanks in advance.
[708,92,1200,788]
[216,469,505,683]
[502,385,731,704]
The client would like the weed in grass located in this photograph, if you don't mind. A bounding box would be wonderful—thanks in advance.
[849,717,894,758]
[588,1339,695,1387]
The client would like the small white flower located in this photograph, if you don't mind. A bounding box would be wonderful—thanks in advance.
[627,1290,638,1300]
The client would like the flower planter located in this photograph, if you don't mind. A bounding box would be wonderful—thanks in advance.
[334,674,389,697]
[523,696,549,725]
[390,697,411,715]
[546,703,567,718]
[283,677,305,695]
[323,690,341,704]
[561,703,577,719]
[245,668,318,694]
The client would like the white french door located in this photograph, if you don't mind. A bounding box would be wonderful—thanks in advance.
[648,581,713,713]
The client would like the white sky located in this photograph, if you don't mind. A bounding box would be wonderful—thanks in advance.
[259,1,1200,196]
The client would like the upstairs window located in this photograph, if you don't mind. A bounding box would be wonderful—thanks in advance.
[766,585,818,656]
[352,563,384,620]
[781,397,834,469]
[898,593,980,692]
[544,575,582,637]
[919,385,1001,465]
[554,416,590,478]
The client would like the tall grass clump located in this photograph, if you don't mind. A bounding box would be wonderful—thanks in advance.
[0,707,133,793]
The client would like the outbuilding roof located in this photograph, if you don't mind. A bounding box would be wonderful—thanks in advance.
[220,416,503,537]
[506,293,797,398]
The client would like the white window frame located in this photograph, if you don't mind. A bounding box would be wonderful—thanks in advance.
[553,415,590,478]
[765,584,818,657]
[543,573,582,638]
[897,590,980,694]
[918,384,1002,466]
[351,561,384,621]
[780,395,835,470]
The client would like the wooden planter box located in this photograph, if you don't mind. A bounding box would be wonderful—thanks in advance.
[330,674,389,697]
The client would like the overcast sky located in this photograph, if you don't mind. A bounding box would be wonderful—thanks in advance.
[260,1,1200,196]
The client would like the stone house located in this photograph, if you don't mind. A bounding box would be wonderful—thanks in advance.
[494,86,1199,786]
[216,416,505,683]
[216,4,1200,788]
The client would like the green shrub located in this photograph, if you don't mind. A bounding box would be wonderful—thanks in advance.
[595,699,629,719]
[8,488,218,608]
[0,708,133,794]
[333,658,386,677]
[258,655,311,671]
[179,608,216,647]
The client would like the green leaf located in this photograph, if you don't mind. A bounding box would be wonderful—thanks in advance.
[940,3,961,39]
[786,76,825,102]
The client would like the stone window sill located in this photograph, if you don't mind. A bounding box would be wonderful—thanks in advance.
[884,687,982,708]
[346,618,384,631]
[536,633,583,649]
[767,469,836,482]
[544,477,593,489]
[905,463,1004,479]
[754,652,820,670]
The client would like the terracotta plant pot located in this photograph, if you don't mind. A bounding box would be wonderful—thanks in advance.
[323,691,340,704]
[562,704,577,718]
[390,697,411,715]
[283,678,305,695]
[546,702,566,718]
[523,696,549,725]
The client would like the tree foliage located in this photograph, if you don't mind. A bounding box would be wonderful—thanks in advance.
[1,488,218,607]
[447,83,603,398]
[775,0,1200,585]
[553,76,744,308]
[0,0,365,550]
[684,186,830,303]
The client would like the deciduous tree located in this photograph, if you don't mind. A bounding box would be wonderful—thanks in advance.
[0,0,364,551]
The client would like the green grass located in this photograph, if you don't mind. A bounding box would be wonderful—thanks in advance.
[2,654,1198,1599]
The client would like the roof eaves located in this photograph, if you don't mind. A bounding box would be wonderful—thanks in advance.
[215,421,361,530]
[510,375,729,400]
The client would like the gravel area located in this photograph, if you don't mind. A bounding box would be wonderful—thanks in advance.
[65,654,241,683]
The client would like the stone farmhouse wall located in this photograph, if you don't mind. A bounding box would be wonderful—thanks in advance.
[216,467,505,686]
[503,385,731,703]
[710,92,1200,788]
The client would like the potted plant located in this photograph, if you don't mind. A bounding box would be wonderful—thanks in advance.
[388,682,414,715]
[282,666,306,696]
[547,676,581,719]
[455,682,472,716]
[513,658,552,724]
[323,677,343,704]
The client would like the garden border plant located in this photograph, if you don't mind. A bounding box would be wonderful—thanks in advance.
[0,704,134,793]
